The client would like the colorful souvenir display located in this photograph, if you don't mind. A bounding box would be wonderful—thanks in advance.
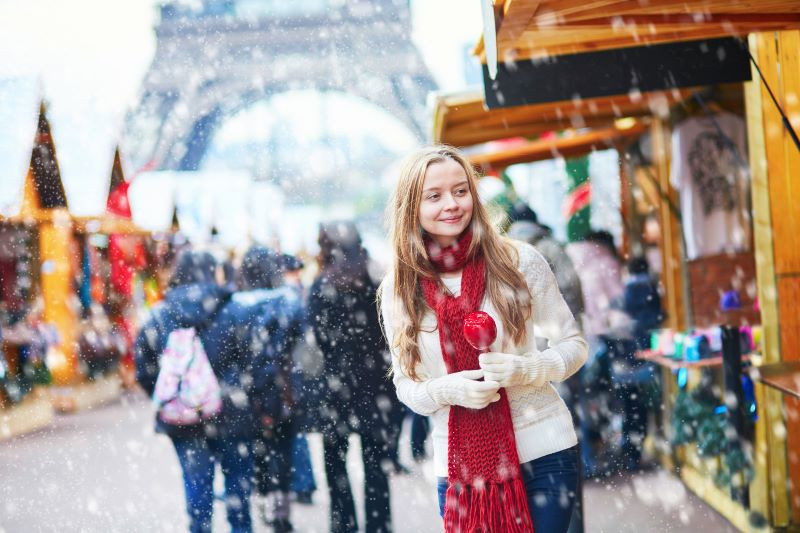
[649,324,761,360]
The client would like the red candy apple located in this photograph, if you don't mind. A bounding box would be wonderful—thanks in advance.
[463,311,497,352]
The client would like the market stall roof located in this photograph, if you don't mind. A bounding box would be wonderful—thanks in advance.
[433,88,691,147]
[19,101,69,217]
[479,0,800,61]
[106,147,134,219]
[468,121,647,170]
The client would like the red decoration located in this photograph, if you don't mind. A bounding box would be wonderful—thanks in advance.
[462,311,497,352]
[106,181,132,218]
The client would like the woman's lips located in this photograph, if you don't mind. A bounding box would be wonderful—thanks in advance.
[439,215,462,224]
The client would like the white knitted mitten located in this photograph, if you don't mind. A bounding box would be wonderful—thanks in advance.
[479,351,556,388]
[426,369,501,410]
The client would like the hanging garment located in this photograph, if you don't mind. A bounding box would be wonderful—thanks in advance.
[670,112,751,259]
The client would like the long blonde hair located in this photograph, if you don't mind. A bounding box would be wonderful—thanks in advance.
[379,145,532,380]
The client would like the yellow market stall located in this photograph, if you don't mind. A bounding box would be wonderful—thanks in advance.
[9,103,152,412]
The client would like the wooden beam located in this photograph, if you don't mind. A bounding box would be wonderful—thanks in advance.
[776,30,800,524]
[502,24,798,61]
[488,0,800,60]
[651,117,686,331]
[540,0,800,24]
[496,0,542,47]
[746,33,789,528]
[752,30,794,527]
[435,89,694,147]
[548,13,800,28]
[777,31,800,275]
[467,123,645,169]
[446,117,621,147]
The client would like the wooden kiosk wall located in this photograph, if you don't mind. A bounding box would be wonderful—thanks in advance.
[746,30,800,527]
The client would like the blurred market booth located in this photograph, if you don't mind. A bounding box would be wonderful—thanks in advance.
[1,101,178,439]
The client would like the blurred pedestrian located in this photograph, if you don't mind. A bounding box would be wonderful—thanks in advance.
[566,231,635,477]
[134,250,252,533]
[381,146,587,532]
[236,246,305,533]
[309,221,395,533]
[279,253,319,506]
[507,206,587,533]
[615,256,663,471]
[622,256,663,351]
[565,230,627,345]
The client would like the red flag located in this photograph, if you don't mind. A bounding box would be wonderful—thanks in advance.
[106,180,132,218]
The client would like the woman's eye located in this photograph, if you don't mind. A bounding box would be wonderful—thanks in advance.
[455,188,467,196]
[427,193,439,201]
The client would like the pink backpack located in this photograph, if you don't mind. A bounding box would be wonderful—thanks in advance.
[153,328,222,425]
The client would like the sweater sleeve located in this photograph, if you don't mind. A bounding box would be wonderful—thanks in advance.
[380,281,443,416]
[519,243,588,383]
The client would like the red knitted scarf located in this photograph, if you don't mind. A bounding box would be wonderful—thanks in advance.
[422,231,533,532]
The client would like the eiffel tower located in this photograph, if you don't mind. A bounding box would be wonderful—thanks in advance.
[123,0,436,172]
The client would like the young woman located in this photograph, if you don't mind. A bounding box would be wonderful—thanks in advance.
[380,146,588,532]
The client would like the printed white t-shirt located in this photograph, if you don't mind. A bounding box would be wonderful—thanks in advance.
[670,112,751,259]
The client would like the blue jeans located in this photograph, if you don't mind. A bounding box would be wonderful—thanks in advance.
[171,436,253,533]
[292,433,317,494]
[437,446,578,533]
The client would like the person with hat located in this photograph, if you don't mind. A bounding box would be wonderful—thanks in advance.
[309,221,396,533]
[135,250,251,533]
[235,246,305,533]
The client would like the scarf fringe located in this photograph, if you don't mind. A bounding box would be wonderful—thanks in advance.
[443,479,534,532]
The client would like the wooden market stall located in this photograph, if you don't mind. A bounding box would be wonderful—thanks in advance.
[434,0,800,530]
[459,0,800,529]
[0,214,54,441]
[15,102,77,387]
[7,104,152,413]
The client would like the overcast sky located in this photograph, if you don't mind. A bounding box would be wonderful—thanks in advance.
[0,0,483,216]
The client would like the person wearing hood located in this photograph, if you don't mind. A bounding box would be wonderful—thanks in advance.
[135,250,256,533]
[308,221,395,533]
[236,245,305,533]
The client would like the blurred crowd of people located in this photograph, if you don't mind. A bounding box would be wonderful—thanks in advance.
[134,221,400,533]
[131,195,665,533]
[507,202,664,478]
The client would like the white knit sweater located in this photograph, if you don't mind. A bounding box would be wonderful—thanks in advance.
[381,242,588,477]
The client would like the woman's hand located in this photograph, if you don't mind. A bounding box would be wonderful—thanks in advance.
[479,351,546,388]
[426,369,501,410]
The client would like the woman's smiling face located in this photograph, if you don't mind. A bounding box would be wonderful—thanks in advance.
[418,157,474,247]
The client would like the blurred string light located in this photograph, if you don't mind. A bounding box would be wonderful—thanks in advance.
[613,117,638,130]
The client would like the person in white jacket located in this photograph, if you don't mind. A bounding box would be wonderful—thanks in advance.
[379,145,588,533]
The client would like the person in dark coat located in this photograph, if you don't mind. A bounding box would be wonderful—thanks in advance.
[237,246,304,533]
[308,221,394,533]
[135,250,253,533]
[622,256,664,351]
[136,249,300,533]
[616,256,662,471]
